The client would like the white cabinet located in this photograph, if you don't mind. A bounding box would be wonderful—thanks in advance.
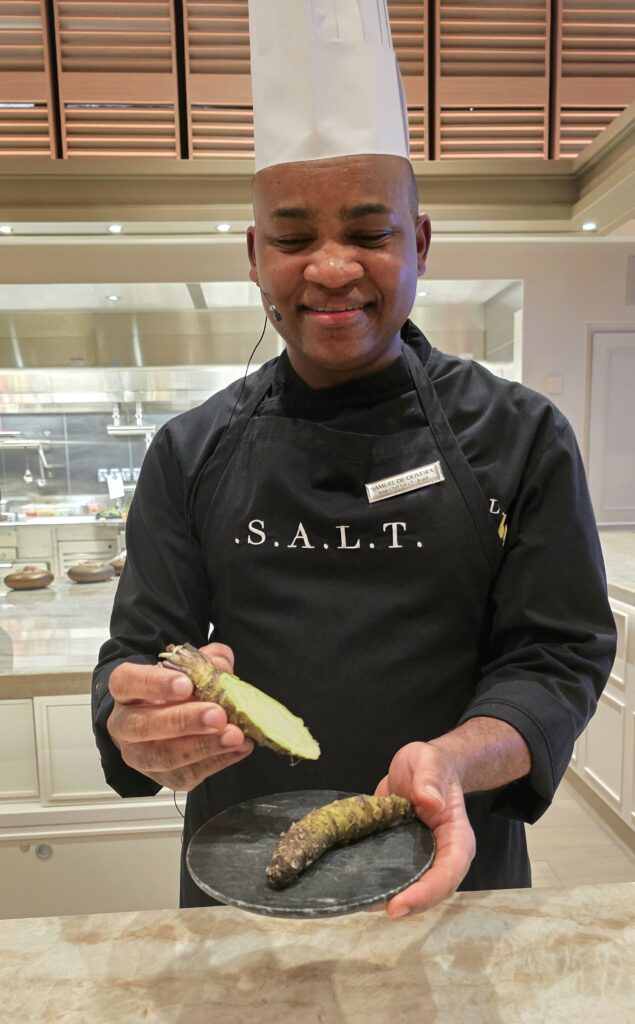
[33,695,115,802]
[0,700,39,800]
[0,527,18,563]
[0,829,181,919]
[0,692,184,918]
[17,526,53,561]
[55,525,119,574]
[569,596,635,836]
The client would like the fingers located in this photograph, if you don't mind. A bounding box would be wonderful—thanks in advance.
[125,725,248,773]
[373,775,390,798]
[111,699,230,744]
[199,642,235,673]
[141,741,254,793]
[384,804,476,919]
[111,702,255,790]
[110,662,193,705]
[109,641,235,707]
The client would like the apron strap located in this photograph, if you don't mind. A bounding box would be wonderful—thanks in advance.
[188,363,277,533]
[402,343,504,576]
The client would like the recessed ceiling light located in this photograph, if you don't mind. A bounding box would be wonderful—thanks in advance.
[107,294,120,302]
[0,225,13,234]
[417,290,428,297]
[582,221,597,232]
[108,224,123,234]
[216,223,231,233]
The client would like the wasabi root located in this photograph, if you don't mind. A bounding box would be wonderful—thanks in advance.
[159,642,320,761]
[266,793,414,889]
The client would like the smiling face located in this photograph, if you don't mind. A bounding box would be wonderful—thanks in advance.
[247,154,431,389]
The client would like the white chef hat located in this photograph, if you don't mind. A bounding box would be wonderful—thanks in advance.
[248,0,410,172]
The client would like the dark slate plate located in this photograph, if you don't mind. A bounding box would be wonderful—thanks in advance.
[186,789,435,919]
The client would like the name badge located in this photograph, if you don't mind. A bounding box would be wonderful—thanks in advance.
[365,461,445,504]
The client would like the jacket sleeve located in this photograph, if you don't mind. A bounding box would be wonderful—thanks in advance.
[459,421,617,823]
[92,424,213,798]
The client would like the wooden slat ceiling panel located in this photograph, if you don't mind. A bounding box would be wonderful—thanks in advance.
[184,1,429,159]
[554,1,635,157]
[439,105,545,158]
[561,0,635,77]
[2,1,634,160]
[64,102,177,156]
[558,104,626,156]
[0,0,56,154]
[190,103,253,158]
[0,0,46,69]
[388,0,427,76]
[436,0,549,158]
[185,0,248,75]
[407,106,426,158]
[438,0,548,77]
[56,0,174,73]
[53,0,180,157]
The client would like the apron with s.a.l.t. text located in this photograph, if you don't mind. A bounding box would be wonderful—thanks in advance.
[182,341,527,905]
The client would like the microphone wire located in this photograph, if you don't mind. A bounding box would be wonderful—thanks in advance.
[222,314,269,438]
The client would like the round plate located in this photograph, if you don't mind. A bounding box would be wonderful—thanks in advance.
[186,789,435,919]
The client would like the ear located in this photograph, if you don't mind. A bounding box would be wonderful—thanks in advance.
[414,215,431,276]
[247,225,259,284]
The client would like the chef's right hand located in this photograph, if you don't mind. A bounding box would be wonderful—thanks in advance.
[106,642,254,792]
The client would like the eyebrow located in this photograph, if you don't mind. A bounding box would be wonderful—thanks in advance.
[271,203,393,221]
[341,203,392,219]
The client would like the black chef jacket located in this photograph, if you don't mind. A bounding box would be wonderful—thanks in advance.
[92,322,616,902]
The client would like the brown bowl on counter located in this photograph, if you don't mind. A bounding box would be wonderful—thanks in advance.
[67,562,116,584]
[108,552,126,575]
[4,565,54,591]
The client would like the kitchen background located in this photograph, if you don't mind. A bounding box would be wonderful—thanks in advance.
[1,0,634,921]
[0,282,522,517]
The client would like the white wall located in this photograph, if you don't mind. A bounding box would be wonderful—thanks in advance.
[424,240,635,459]
[409,303,485,359]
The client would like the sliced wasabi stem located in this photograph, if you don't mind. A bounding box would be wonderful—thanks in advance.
[159,642,320,761]
[266,793,414,889]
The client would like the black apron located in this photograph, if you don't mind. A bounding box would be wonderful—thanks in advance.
[181,341,530,905]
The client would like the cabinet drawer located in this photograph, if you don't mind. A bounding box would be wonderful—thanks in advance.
[17,527,53,559]
[34,694,115,802]
[0,528,17,545]
[0,546,18,562]
[0,830,180,919]
[0,700,39,800]
[57,539,117,573]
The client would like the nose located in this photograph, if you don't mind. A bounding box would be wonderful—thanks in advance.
[304,244,364,289]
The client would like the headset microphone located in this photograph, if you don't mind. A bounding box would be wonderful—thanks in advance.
[259,288,283,322]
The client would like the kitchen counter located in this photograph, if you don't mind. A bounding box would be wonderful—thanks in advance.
[0,576,116,697]
[599,528,635,605]
[0,883,633,1023]
[0,515,125,526]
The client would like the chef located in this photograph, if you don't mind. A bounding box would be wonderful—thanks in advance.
[92,0,616,916]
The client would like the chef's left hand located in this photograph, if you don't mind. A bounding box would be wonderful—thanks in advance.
[373,741,476,918]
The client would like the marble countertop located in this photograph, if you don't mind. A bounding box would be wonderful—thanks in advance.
[599,528,635,604]
[0,516,125,527]
[0,882,633,1023]
[0,576,116,697]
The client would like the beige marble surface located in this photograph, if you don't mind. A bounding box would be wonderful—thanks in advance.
[0,576,116,695]
[599,529,635,604]
[0,516,125,527]
[0,883,633,1023]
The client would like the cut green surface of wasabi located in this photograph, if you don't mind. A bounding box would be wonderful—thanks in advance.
[159,642,320,761]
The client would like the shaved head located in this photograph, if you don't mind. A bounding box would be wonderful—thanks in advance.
[253,154,419,222]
